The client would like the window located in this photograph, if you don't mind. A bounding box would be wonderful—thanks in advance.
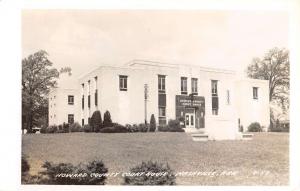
[88,95,91,108]
[159,107,166,125]
[119,75,128,91]
[211,80,219,115]
[226,90,230,105]
[95,89,98,106]
[212,97,219,115]
[212,109,218,115]
[82,119,84,126]
[253,87,258,99]
[94,76,98,106]
[158,75,166,94]
[191,78,198,94]
[68,114,74,124]
[211,80,218,96]
[68,95,74,105]
[181,77,188,95]
[82,95,84,109]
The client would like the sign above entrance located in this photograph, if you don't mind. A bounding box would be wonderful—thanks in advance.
[176,95,205,107]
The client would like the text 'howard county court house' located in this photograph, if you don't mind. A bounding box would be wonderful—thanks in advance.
[48,60,270,140]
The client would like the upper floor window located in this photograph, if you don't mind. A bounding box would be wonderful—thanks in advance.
[88,80,91,94]
[158,75,166,94]
[94,76,98,89]
[82,95,84,110]
[191,78,198,95]
[181,77,188,95]
[119,75,128,91]
[211,80,218,96]
[68,95,74,105]
[226,90,230,105]
[253,87,258,99]
[95,89,98,106]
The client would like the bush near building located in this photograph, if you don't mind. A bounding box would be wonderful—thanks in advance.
[123,161,176,185]
[70,122,83,132]
[91,110,102,132]
[99,123,128,133]
[103,111,113,127]
[248,122,262,132]
[83,124,92,133]
[149,114,156,132]
[158,119,184,132]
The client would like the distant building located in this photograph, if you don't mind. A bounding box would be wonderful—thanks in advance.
[48,60,270,140]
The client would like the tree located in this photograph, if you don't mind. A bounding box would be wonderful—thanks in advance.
[149,114,156,132]
[103,111,112,127]
[22,50,71,133]
[246,48,289,126]
[91,110,102,132]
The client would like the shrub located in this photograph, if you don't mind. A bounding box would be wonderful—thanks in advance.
[39,160,108,185]
[83,124,92,133]
[138,123,148,132]
[248,122,262,132]
[85,160,109,184]
[157,125,169,132]
[157,120,184,132]
[100,123,128,133]
[103,111,113,127]
[40,126,47,134]
[47,125,58,133]
[91,110,102,132]
[123,161,176,185]
[149,114,156,132]
[22,155,30,176]
[126,124,139,132]
[58,124,63,131]
[70,122,83,132]
[63,123,70,133]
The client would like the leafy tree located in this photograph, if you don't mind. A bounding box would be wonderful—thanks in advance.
[91,110,102,132]
[247,48,289,106]
[22,50,71,133]
[103,111,112,127]
[246,48,289,126]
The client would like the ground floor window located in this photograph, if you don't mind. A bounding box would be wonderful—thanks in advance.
[212,108,218,115]
[82,119,84,126]
[159,107,166,125]
[68,114,74,124]
[212,96,219,115]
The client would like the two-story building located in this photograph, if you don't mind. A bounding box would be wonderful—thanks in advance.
[48,60,270,140]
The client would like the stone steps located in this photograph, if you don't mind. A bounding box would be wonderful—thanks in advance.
[190,133,209,142]
[242,133,254,140]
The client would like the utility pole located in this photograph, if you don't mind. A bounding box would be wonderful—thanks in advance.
[144,84,148,125]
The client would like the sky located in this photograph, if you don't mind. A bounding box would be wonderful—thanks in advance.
[22,10,289,80]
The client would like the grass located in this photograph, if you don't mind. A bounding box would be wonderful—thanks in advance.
[22,132,289,185]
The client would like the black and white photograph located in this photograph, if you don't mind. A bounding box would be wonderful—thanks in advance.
[0,0,300,190]
[20,9,290,186]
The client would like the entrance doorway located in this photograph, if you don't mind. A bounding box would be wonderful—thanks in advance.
[185,113,195,128]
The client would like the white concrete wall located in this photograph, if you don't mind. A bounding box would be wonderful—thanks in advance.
[236,79,270,132]
[48,88,80,126]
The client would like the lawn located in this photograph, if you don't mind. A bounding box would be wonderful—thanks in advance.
[22,132,289,185]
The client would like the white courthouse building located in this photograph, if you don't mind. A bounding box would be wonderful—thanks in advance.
[48,60,270,140]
